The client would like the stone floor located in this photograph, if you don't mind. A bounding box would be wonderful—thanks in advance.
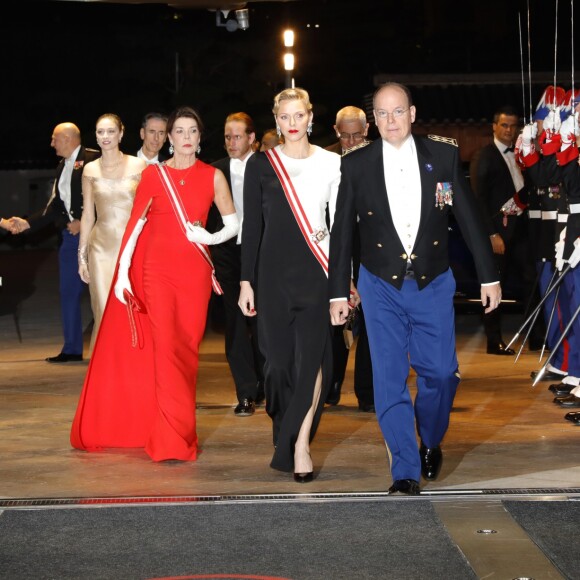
[1,246,578,499]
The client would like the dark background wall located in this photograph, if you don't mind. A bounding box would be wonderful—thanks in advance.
[0,0,575,167]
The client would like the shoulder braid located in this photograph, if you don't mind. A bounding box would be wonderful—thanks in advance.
[427,134,458,147]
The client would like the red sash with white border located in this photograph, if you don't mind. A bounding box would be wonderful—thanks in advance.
[265,148,328,277]
[156,164,223,295]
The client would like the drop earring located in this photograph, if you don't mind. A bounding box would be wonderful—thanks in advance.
[307,123,313,137]
[196,145,201,154]
[276,126,281,137]
[169,144,174,155]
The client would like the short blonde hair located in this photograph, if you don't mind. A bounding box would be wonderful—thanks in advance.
[272,87,313,115]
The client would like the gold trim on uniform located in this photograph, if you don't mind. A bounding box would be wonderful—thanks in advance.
[428,134,458,147]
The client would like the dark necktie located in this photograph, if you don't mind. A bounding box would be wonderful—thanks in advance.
[504,146,515,153]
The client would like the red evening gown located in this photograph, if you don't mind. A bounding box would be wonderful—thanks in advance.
[70,161,216,461]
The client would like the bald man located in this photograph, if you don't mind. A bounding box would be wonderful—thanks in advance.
[9,122,100,362]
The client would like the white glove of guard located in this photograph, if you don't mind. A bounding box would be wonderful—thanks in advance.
[544,108,562,134]
[114,217,147,305]
[185,212,239,246]
[555,226,567,271]
[518,123,538,156]
[569,238,580,269]
[521,122,538,146]
[559,113,579,148]
[501,197,524,216]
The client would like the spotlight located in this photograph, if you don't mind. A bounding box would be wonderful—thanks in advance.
[214,8,249,32]
[235,9,250,30]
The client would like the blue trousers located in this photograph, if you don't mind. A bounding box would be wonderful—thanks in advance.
[562,267,580,378]
[59,230,85,355]
[358,266,460,482]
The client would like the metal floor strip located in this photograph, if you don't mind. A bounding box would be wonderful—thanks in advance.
[1,488,580,509]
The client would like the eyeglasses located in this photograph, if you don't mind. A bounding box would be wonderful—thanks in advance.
[374,107,410,120]
[338,132,365,141]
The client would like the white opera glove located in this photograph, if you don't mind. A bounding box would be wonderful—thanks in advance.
[544,108,562,134]
[555,227,566,271]
[114,218,147,305]
[569,238,580,269]
[559,113,579,149]
[185,212,239,245]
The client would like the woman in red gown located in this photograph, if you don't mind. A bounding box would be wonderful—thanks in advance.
[70,106,238,461]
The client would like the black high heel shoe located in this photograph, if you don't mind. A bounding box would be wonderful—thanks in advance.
[293,471,314,483]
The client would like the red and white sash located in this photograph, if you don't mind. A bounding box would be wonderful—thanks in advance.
[265,148,329,277]
[156,164,223,295]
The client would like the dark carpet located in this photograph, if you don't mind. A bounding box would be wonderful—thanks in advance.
[503,500,580,580]
[0,499,476,580]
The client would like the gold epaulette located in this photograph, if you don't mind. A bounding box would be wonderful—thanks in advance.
[342,140,371,156]
[428,134,458,147]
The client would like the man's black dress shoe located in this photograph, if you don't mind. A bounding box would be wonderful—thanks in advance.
[234,398,256,416]
[564,411,580,421]
[293,471,314,483]
[554,394,580,407]
[358,402,375,413]
[531,370,567,381]
[388,479,420,495]
[46,353,83,363]
[549,383,574,396]
[325,381,341,406]
[486,342,515,355]
[419,443,443,480]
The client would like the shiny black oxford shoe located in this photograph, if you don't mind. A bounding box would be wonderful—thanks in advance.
[388,479,421,495]
[234,398,256,416]
[419,443,443,480]
[531,370,568,382]
[45,352,83,363]
[554,395,580,407]
[486,341,515,355]
[549,383,574,396]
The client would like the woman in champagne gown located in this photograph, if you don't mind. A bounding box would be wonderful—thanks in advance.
[239,88,341,481]
[78,113,146,355]
[71,106,238,461]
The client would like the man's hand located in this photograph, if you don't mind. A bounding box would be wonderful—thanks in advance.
[501,197,524,217]
[490,234,505,255]
[330,299,350,325]
[559,113,579,146]
[481,282,501,314]
[67,219,81,235]
[6,216,30,234]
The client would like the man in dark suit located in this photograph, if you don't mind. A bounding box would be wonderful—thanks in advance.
[329,83,500,495]
[325,106,375,412]
[9,122,99,362]
[470,105,541,355]
[136,112,168,165]
[208,112,265,416]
